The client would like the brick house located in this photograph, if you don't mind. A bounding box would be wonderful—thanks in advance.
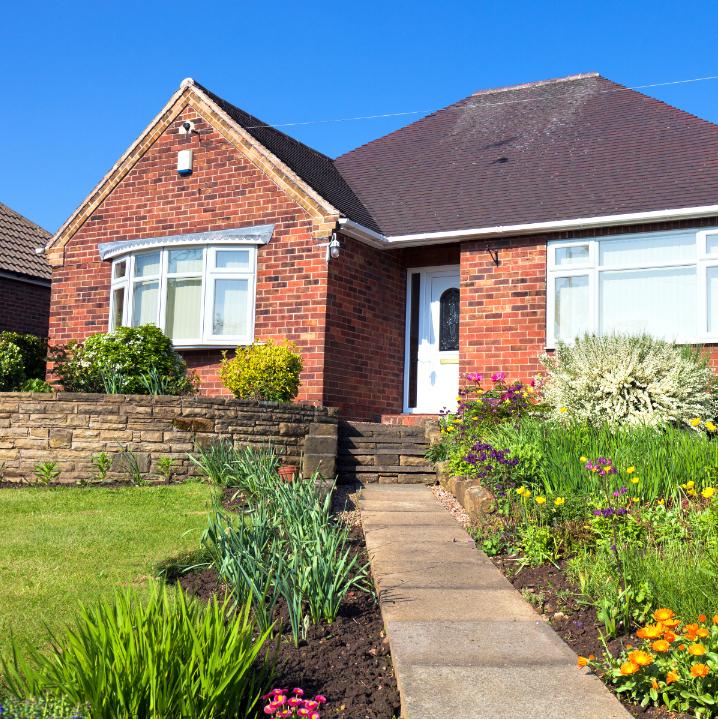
[43,73,718,420]
[0,202,51,337]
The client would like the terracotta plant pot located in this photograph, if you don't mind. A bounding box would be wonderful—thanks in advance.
[278,465,298,483]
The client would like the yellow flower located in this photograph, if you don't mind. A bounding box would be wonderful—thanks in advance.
[630,477,640,484]
[665,670,679,684]
[626,466,636,474]
[516,486,527,496]
[579,456,588,463]
[559,407,568,414]
[688,643,706,656]
[632,497,640,503]
[702,487,716,499]
[554,497,565,507]
[654,608,675,622]
[689,489,698,497]
[689,417,702,427]
[657,498,665,505]
[523,489,531,499]
[681,480,695,490]
[535,496,546,505]
[706,421,717,432]
[651,639,671,653]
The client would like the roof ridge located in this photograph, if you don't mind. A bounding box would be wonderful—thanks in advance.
[470,72,600,97]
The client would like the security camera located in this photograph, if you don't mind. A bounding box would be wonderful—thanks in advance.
[179,120,196,135]
[183,121,191,131]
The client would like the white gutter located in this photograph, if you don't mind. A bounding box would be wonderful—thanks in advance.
[339,204,718,249]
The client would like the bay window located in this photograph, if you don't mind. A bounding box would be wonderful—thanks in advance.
[109,244,256,347]
[547,228,718,347]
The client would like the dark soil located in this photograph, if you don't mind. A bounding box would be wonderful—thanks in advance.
[493,556,692,719]
[176,492,400,719]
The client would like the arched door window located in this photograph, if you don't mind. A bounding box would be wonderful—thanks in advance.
[439,287,459,351]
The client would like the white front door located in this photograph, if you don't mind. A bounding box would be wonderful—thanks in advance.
[405,267,460,413]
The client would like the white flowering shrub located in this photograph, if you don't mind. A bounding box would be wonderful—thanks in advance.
[540,335,718,429]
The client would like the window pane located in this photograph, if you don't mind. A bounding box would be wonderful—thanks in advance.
[166,278,202,339]
[168,248,203,273]
[213,278,248,336]
[600,267,696,340]
[132,280,159,326]
[708,267,718,334]
[554,276,589,342]
[599,233,695,267]
[135,252,161,277]
[439,288,459,351]
[555,245,589,266]
[113,260,127,279]
[706,235,718,256]
[215,249,251,270]
[112,287,125,329]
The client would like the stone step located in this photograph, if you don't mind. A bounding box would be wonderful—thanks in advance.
[338,463,435,473]
[338,445,428,456]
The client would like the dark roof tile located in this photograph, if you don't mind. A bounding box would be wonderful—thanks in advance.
[334,73,718,236]
[0,203,51,280]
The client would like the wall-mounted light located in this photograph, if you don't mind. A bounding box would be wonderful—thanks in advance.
[320,233,341,262]
[487,248,500,266]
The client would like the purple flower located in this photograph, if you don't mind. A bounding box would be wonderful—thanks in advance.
[466,372,483,383]
[491,372,506,382]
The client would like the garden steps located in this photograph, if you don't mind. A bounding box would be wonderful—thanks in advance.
[359,484,631,719]
[337,420,435,484]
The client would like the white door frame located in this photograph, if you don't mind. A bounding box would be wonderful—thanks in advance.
[403,264,461,413]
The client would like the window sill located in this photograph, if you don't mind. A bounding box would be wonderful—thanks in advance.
[172,343,251,351]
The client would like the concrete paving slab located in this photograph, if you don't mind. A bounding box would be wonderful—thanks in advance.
[386,619,576,666]
[398,664,630,719]
[362,524,473,545]
[359,483,631,719]
[379,587,540,623]
[372,561,513,592]
[361,510,460,527]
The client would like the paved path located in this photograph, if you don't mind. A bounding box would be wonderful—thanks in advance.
[359,484,631,719]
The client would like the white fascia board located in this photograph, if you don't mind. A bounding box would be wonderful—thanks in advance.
[339,205,718,249]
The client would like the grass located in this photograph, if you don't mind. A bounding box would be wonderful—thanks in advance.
[0,483,212,654]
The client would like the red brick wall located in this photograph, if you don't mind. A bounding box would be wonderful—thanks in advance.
[459,217,718,386]
[48,106,330,403]
[0,276,50,337]
[323,235,406,419]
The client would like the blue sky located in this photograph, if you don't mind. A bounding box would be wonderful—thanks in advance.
[2,0,718,232]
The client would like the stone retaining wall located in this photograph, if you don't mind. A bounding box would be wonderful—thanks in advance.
[0,393,338,484]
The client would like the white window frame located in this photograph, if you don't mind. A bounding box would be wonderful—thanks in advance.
[546,228,718,348]
[108,244,257,348]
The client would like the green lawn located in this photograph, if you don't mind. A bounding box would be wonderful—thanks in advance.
[0,483,213,654]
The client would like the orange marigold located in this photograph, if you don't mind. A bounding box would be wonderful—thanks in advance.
[637,624,663,640]
[620,661,640,675]
[666,670,679,685]
[654,608,675,622]
[713,614,718,625]
[628,650,654,667]
[663,630,677,643]
[698,614,707,623]
[688,643,707,656]
[684,623,699,639]
[691,663,710,678]
[651,639,671,653]
[697,627,709,638]
[651,678,659,690]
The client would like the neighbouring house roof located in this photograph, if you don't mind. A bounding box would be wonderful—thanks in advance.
[0,202,51,281]
[333,73,718,237]
[195,83,380,233]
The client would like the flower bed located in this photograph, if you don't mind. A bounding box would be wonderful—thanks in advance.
[432,340,718,718]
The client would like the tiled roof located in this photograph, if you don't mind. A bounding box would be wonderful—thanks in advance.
[334,73,718,236]
[196,83,381,232]
[0,202,51,280]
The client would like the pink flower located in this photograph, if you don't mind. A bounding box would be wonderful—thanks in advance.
[314,695,327,704]
[292,688,305,696]
[491,372,505,382]
[263,707,276,715]
[303,700,319,710]
[288,697,302,707]
[466,372,482,383]
[310,713,321,719]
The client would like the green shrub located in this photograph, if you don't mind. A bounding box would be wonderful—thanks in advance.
[0,332,47,382]
[0,696,86,718]
[219,340,302,402]
[19,379,52,393]
[0,339,26,391]
[1,584,272,719]
[541,334,718,429]
[52,325,195,395]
